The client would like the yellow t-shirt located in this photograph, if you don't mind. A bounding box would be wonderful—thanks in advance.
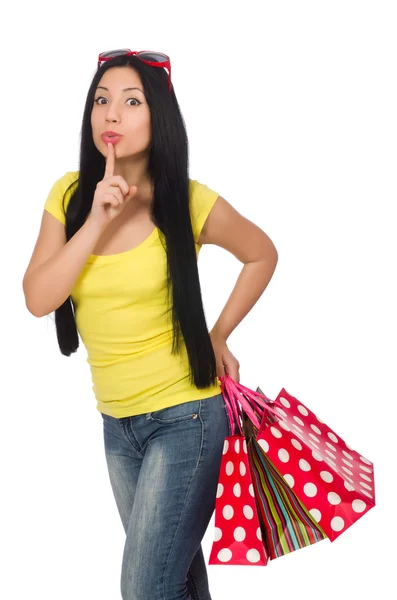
[43,171,222,417]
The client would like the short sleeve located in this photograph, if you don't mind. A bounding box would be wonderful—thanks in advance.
[189,179,219,244]
[43,171,79,225]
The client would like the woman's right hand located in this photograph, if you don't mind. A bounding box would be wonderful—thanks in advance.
[89,142,138,229]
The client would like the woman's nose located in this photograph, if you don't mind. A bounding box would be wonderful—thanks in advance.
[105,108,121,123]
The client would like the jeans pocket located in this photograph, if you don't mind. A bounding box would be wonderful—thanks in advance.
[148,400,201,424]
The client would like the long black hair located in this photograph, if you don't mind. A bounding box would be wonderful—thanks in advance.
[54,53,218,389]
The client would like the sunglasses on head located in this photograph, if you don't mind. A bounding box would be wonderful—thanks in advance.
[97,49,172,92]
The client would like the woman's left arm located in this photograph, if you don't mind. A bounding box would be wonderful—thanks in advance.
[199,195,279,382]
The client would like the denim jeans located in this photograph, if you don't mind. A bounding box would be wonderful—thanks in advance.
[101,392,231,600]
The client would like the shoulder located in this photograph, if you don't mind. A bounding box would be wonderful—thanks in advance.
[188,178,220,245]
[59,170,79,189]
[48,170,79,195]
[188,178,218,203]
[43,171,79,225]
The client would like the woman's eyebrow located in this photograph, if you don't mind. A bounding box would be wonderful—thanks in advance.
[96,86,144,93]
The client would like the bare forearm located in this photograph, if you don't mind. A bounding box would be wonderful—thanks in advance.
[210,255,278,341]
[23,216,106,318]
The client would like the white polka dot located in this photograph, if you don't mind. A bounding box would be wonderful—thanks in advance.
[342,459,353,468]
[293,416,305,426]
[278,449,290,463]
[226,461,234,475]
[247,549,262,563]
[360,482,373,491]
[328,492,341,505]
[320,471,333,483]
[270,426,282,438]
[214,527,222,541]
[297,405,309,416]
[243,505,254,519]
[360,473,372,482]
[342,467,353,476]
[240,461,246,476]
[327,432,339,443]
[291,438,302,451]
[359,465,372,473]
[344,475,354,484]
[258,439,269,453]
[309,508,322,522]
[361,490,373,499]
[284,474,295,488]
[346,443,354,450]
[234,527,246,541]
[279,420,291,432]
[304,483,318,497]
[279,396,291,408]
[325,459,337,468]
[218,548,232,562]
[216,483,224,498]
[342,450,353,460]
[326,442,337,452]
[344,481,355,492]
[299,459,311,471]
[331,517,345,532]
[325,450,336,459]
[223,440,229,454]
[234,439,240,453]
[309,433,320,444]
[248,484,255,497]
[359,456,371,465]
[223,505,234,519]
[243,440,248,453]
[256,527,262,541]
[312,451,323,461]
[233,483,241,497]
[317,416,325,424]
[310,424,322,435]
[352,499,367,513]
[275,407,288,418]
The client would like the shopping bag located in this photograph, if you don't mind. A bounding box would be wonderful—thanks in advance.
[208,381,277,566]
[225,378,328,560]
[223,374,375,544]
[242,412,328,559]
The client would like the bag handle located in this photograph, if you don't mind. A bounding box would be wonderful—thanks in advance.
[220,380,244,435]
[219,374,278,435]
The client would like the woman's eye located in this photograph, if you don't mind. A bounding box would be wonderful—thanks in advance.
[94,97,141,106]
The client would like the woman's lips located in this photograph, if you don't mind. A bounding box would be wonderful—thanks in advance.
[101,134,123,144]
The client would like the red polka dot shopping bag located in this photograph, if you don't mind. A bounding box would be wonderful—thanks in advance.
[209,380,272,566]
[209,374,375,566]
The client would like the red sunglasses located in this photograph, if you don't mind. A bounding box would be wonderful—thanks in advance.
[97,49,172,92]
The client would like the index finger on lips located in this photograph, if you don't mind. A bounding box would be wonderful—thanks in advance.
[104,142,115,178]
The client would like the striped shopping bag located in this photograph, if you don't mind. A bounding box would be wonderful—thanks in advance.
[245,414,327,558]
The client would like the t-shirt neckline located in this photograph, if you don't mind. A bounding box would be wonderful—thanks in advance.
[87,226,159,263]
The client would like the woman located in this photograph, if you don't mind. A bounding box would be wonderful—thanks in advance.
[22,50,278,600]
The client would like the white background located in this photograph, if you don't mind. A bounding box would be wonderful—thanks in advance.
[3,0,396,598]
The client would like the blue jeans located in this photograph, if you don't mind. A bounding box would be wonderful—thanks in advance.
[101,392,231,600]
